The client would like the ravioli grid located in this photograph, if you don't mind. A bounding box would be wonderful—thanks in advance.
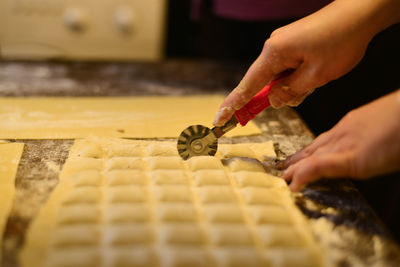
[20,138,322,267]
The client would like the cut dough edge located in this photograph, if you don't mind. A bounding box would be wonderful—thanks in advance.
[0,96,262,139]
[0,143,24,264]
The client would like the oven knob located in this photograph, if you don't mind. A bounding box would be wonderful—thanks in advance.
[114,7,133,34]
[63,8,86,32]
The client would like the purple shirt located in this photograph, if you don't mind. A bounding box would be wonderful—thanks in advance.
[193,0,333,21]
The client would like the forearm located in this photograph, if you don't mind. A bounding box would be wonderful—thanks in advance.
[323,0,400,42]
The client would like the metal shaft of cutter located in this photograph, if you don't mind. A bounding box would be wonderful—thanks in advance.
[198,116,238,145]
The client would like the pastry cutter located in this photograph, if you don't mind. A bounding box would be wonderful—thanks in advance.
[177,80,279,160]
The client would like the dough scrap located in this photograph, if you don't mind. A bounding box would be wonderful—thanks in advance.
[0,96,261,139]
[227,158,265,172]
[20,138,323,267]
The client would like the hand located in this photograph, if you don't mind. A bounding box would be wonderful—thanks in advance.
[213,0,400,126]
[282,90,400,192]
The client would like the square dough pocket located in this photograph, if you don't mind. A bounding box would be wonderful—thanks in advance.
[241,187,288,205]
[148,156,183,170]
[157,204,197,222]
[62,187,102,205]
[204,204,244,223]
[159,225,204,245]
[75,143,103,158]
[197,186,237,204]
[105,204,149,223]
[154,186,192,203]
[186,156,224,171]
[71,170,103,187]
[233,171,286,188]
[193,170,230,186]
[106,186,147,203]
[262,248,316,267]
[214,248,262,267]
[160,248,211,267]
[105,143,146,157]
[105,247,156,267]
[51,225,100,247]
[65,158,104,173]
[57,204,100,224]
[258,225,305,247]
[105,170,147,186]
[105,157,146,171]
[227,158,265,173]
[147,143,179,157]
[151,170,188,185]
[249,206,292,225]
[210,225,253,246]
[104,224,152,245]
[44,247,100,267]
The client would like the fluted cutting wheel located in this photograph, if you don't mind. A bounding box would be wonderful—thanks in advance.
[177,125,218,160]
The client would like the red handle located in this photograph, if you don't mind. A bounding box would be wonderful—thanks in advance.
[234,80,279,126]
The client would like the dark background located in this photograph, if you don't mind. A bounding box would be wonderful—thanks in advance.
[165,1,400,241]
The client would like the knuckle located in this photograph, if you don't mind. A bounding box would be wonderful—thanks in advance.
[263,38,283,58]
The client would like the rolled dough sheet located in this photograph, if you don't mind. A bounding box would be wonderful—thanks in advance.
[0,142,24,263]
[0,96,261,139]
[20,138,323,267]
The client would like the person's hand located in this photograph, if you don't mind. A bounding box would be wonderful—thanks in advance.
[282,90,400,192]
[213,0,400,127]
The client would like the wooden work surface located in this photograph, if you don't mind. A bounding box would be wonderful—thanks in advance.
[1,60,399,266]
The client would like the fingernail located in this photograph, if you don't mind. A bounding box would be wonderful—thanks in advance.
[213,107,232,126]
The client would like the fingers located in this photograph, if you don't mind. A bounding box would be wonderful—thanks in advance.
[282,131,332,168]
[268,63,321,108]
[283,152,352,192]
[213,39,298,126]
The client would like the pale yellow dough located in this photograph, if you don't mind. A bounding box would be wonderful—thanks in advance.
[0,96,261,139]
[20,138,323,267]
[0,143,24,263]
